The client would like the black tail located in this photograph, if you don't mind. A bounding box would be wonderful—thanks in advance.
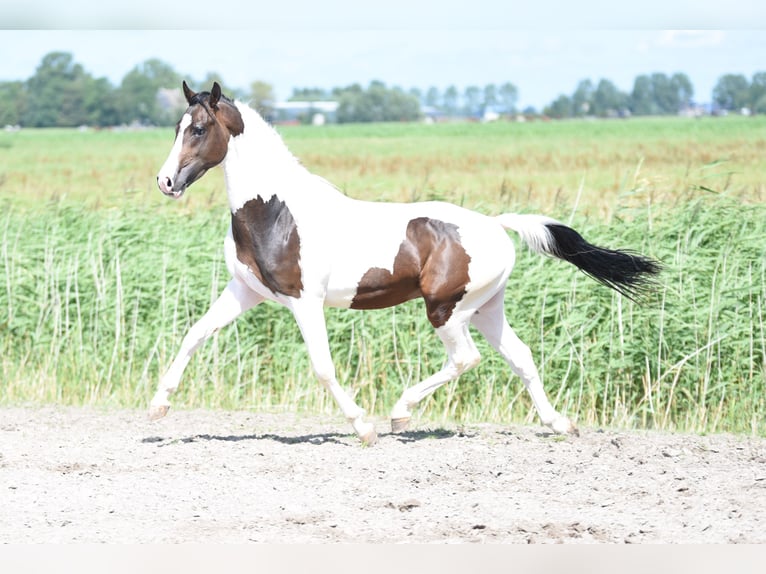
[545,223,661,301]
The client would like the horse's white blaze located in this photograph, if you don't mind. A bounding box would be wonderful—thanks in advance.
[157,113,192,192]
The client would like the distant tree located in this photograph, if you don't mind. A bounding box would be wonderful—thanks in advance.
[713,73,751,111]
[24,52,88,126]
[0,81,26,126]
[385,86,421,121]
[443,85,459,115]
[118,58,182,126]
[289,87,333,101]
[462,85,482,117]
[335,81,420,123]
[424,86,440,109]
[333,83,362,100]
[572,79,594,116]
[630,74,654,115]
[85,77,121,126]
[21,51,122,127]
[249,80,276,119]
[592,78,627,117]
[750,71,766,114]
[498,82,518,114]
[627,72,695,116]
[671,72,694,109]
[544,94,573,118]
[483,83,498,111]
[651,73,680,114]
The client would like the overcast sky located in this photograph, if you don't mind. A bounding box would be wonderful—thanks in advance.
[2,2,764,109]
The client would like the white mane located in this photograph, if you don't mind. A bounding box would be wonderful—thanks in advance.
[223,101,307,212]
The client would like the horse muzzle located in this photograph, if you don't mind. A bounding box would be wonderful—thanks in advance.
[157,175,184,198]
[157,164,206,199]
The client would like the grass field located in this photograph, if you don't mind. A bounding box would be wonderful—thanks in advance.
[1,116,764,434]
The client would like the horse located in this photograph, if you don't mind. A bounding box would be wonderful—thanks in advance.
[151,81,660,445]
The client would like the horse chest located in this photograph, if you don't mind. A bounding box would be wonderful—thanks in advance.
[230,195,304,298]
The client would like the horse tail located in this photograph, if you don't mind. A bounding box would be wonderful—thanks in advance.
[496,213,661,301]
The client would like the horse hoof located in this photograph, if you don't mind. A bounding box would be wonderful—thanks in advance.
[360,429,378,446]
[147,404,170,421]
[549,415,578,436]
[391,417,410,433]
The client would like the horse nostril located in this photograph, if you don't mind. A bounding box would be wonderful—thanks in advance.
[158,176,173,193]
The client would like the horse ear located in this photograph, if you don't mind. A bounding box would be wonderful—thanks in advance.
[182,81,196,104]
[210,82,222,109]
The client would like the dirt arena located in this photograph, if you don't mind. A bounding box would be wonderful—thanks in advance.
[1,406,764,543]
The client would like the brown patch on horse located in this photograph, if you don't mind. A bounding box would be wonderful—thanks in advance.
[231,195,303,298]
[351,217,471,328]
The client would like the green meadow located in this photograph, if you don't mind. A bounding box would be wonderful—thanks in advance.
[1,116,764,434]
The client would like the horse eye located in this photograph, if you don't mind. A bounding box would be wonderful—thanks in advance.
[191,125,205,137]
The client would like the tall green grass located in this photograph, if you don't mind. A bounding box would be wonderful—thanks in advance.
[2,194,763,434]
[1,116,764,434]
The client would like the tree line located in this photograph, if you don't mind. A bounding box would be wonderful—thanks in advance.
[543,73,766,118]
[1,51,764,128]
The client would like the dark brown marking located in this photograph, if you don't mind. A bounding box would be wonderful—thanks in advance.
[351,217,471,328]
[231,195,303,298]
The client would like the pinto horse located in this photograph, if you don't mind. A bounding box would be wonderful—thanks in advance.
[151,82,659,445]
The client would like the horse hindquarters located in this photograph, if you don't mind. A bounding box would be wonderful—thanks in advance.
[389,217,576,435]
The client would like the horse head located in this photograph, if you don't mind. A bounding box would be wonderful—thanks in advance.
[157,81,244,198]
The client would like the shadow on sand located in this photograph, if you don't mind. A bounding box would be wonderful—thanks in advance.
[141,426,468,447]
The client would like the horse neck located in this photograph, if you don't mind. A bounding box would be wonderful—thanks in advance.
[223,102,307,212]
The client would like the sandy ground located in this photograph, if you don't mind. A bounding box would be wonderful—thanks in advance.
[1,406,765,543]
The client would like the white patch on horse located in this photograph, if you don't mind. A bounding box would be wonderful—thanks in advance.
[157,113,191,196]
[223,102,304,213]
[495,213,559,254]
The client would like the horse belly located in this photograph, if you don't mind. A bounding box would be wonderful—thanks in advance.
[321,226,411,309]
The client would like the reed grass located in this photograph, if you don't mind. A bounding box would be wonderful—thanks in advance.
[1,116,764,434]
[1,194,763,434]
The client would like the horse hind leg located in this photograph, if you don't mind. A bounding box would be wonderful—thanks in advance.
[390,310,481,433]
[470,292,577,435]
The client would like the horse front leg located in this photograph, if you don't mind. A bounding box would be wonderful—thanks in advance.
[290,298,377,445]
[148,279,264,420]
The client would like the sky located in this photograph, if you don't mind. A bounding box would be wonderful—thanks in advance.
[1,2,765,110]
